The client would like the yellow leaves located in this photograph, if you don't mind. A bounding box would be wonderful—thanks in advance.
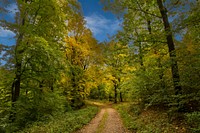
[105,74,116,81]
[118,53,127,58]
[65,36,91,67]
[124,66,136,72]
[187,42,196,53]
[66,37,77,47]
[180,33,199,54]
[61,10,102,99]
[60,76,68,84]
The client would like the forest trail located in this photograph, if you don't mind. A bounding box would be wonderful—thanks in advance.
[75,102,130,133]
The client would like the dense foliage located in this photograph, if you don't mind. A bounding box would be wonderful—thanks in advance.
[18,106,98,133]
[100,0,200,132]
[0,0,200,132]
[0,0,100,132]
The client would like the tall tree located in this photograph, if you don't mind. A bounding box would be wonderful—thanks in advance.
[0,0,79,121]
[64,11,100,108]
[156,0,181,95]
[101,0,188,95]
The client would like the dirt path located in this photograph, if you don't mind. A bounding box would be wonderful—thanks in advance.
[75,103,130,133]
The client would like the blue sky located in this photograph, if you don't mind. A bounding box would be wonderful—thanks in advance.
[79,0,121,42]
[0,0,121,46]
[0,1,17,46]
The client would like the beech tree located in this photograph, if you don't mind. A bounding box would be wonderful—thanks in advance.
[156,0,181,95]
[101,0,199,110]
[64,11,100,108]
[0,0,81,127]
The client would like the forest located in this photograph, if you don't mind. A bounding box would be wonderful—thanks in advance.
[0,0,200,132]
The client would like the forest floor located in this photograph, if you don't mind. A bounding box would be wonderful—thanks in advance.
[75,101,130,133]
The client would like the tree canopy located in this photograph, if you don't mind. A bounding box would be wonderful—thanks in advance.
[0,0,200,132]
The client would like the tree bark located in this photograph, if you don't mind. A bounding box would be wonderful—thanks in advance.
[147,20,152,34]
[114,84,117,103]
[120,92,123,102]
[157,0,182,95]
[12,35,24,103]
[10,2,28,121]
[11,0,29,103]
[12,64,21,102]
[10,31,24,122]
[138,42,144,67]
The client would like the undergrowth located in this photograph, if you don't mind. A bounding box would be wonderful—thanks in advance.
[17,106,98,133]
[115,103,188,133]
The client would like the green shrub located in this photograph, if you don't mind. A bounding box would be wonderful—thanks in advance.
[129,104,143,116]
[0,126,6,133]
[18,106,98,133]
[115,103,185,133]
[186,112,200,133]
[7,90,67,132]
[115,103,138,131]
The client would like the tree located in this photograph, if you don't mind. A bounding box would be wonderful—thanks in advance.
[101,0,198,109]
[0,0,80,124]
[64,12,100,108]
[103,41,130,103]
[156,0,181,95]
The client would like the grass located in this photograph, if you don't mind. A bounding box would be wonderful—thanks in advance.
[17,106,98,133]
[114,103,138,132]
[115,103,188,133]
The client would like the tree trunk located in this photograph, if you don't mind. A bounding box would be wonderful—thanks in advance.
[157,0,182,95]
[120,92,123,102]
[11,0,28,103]
[138,42,144,67]
[12,63,21,102]
[147,20,152,34]
[10,33,24,122]
[10,1,28,121]
[114,84,117,103]
[12,35,24,103]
